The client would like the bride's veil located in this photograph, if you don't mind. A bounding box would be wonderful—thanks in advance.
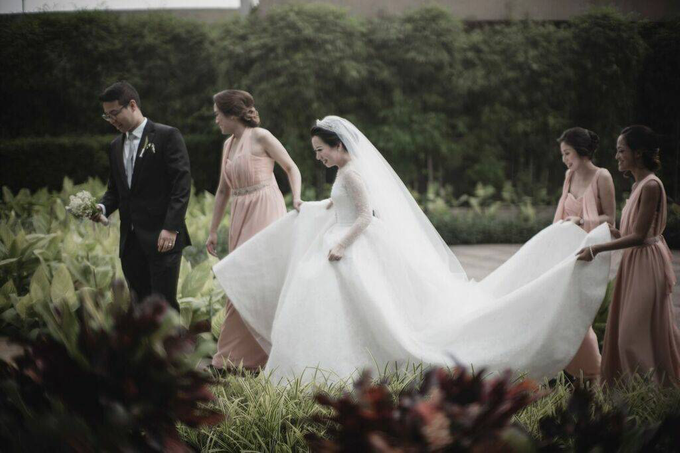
[316,116,467,280]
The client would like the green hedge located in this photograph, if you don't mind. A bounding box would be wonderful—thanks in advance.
[431,214,551,245]
[0,134,225,194]
[1,8,678,201]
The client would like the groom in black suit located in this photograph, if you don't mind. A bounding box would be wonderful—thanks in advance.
[94,81,191,310]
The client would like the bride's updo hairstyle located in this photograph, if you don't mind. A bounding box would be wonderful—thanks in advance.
[310,125,347,152]
[620,125,661,172]
[213,89,260,127]
[556,127,599,159]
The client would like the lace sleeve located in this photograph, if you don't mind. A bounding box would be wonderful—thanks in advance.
[337,169,372,248]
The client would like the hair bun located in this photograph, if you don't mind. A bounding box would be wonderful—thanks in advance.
[241,106,260,127]
[586,129,600,152]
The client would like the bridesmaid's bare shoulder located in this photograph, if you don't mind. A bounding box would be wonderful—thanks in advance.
[639,178,662,204]
[596,167,614,185]
[252,127,276,143]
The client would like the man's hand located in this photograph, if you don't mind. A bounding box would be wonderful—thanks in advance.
[158,229,178,253]
[206,232,218,257]
[90,205,103,222]
[328,243,345,261]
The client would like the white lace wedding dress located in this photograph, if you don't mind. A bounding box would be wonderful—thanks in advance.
[213,158,611,384]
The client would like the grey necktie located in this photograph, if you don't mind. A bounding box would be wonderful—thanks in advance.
[125,133,135,187]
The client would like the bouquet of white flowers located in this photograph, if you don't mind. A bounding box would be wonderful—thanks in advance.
[66,190,109,226]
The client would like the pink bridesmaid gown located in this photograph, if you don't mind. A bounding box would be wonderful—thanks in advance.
[602,174,680,386]
[554,168,611,380]
[212,127,287,369]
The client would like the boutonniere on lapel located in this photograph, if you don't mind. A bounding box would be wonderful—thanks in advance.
[139,136,156,158]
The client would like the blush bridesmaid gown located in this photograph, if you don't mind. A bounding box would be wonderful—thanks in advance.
[554,168,612,380]
[601,174,680,386]
[211,127,287,370]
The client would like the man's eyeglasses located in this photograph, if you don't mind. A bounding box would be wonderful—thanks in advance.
[101,102,130,121]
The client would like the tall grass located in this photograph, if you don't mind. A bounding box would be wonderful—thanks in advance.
[179,368,680,452]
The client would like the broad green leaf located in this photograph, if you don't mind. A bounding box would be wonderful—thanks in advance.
[51,263,78,311]
[0,258,18,267]
[178,256,192,286]
[15,294,33,319]
[180,259,212,298]
[2,186,14,205]
[0,223,12,247]
[179,300,193,329]
[32,215,50,234]
[211,306,226,340]
[0,280,16,297]
[30,265,50,304]
[53,198,66,221]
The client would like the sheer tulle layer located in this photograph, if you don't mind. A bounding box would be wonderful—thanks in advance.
[213,202,611,384]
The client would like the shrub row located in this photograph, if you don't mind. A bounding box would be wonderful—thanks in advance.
[0,134,225,194]
[1,7,678,200]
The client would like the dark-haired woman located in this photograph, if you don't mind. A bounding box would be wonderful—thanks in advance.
[207,90,302,371]
[577,125,679,387]
[554,127,616,382]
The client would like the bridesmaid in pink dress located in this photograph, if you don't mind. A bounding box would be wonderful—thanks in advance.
[577,125,679,387]
[554,127,616,382]
[206,90,302,370]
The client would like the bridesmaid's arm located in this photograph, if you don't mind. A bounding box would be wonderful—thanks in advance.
[206,150,231,257]
[597,170,616,226]
[577,181,661,261]
[257,129,303,211]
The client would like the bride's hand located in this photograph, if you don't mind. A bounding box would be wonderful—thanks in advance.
[328,243,345,261]
[206,232,218,257]
[293,198,304,212]
[565,216,583,226]
[575,246,596,262]
[326,199,334,210]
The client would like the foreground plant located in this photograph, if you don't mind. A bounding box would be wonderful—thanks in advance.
[536,383,680,452]
[306,367,542,452]
[0,280,224,452]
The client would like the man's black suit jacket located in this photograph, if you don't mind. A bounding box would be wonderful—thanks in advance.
[100,119,192,258]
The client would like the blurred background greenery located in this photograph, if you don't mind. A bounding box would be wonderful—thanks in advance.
[1,5,678,235]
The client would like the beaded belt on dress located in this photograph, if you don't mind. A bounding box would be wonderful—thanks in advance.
[641,235,662,246]
[232,180,272,197]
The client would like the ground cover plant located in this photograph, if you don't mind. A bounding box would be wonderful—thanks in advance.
[1,178,679,452]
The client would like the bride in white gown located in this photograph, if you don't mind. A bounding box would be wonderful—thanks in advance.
[213,116,612,384]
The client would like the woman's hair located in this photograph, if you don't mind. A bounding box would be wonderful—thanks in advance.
[310,125,346,150]
[213,89,260,127]
[620,125,661,172]
[556,127,599,159]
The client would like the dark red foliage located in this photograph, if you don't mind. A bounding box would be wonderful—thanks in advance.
[306,367,543,452]
[0,283,224,452]
[536,384,680,452]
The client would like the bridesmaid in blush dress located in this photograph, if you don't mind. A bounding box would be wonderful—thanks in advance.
[554,127,616,382]
[206,90,302,371]
[577,125,680,387]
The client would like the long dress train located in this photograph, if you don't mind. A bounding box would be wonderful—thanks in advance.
[213,161,611,383]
